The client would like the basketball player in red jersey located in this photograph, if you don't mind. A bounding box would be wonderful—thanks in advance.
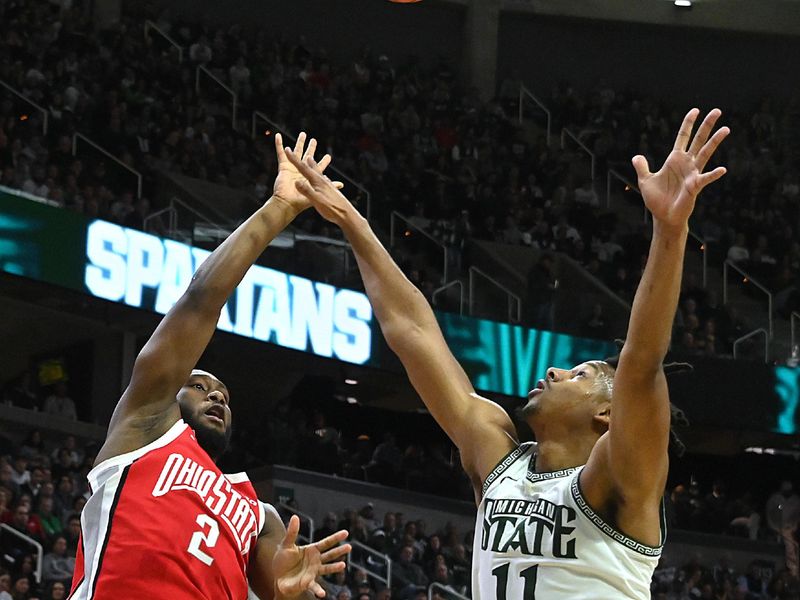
[285,109,729,598]
[70,133,351,600]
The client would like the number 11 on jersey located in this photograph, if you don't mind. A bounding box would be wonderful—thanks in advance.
[492,563,539,600]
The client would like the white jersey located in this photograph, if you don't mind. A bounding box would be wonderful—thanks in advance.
[472,443,664,599]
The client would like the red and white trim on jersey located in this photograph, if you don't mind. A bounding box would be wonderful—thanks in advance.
[69,420,264,600]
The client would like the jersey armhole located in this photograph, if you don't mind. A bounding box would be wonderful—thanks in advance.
[258,502,281,538]
[571,471,666,557]
[480,442,534,500]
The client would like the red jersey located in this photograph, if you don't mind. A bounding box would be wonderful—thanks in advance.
[69,420,266,599]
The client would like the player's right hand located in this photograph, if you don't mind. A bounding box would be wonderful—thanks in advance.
[271,132,343,216]
[284,149,360,228]
[273,515,351,599]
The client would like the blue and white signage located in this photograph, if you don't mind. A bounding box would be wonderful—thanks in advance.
[84,220,373,364]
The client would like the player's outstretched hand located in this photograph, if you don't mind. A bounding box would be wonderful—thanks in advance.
[283,148,360,227]
[632,108,730,230]
[271,132,343,215]
[273,515,351,599]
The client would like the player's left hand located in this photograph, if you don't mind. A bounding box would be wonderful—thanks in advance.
[271,132,343,215]
[273,515,351,599]
[633,108,730,231]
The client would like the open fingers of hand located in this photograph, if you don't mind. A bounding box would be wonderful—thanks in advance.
[697,166,727,189]
[302,137,318,163]
[281,515,300,548]
[317,561,347,576]
[320,543,351,564]
[316,154,332,172]
[673,108,700,152]
[293,132,307,157]
[687,108,722,156]
[309,580,326,598]
[695,126,730,171]
[275,133,287,163]
[285,147,320,180]
[315,529,349,553]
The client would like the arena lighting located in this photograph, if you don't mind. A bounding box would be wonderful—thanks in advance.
[674,0,692,7]
[344,378,358,385]
[346,396,359,404]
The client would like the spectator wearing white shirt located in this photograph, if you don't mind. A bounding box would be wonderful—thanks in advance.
[43,382,77,421]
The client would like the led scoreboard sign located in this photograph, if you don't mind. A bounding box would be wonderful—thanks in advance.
[3,187,799,435]
[84,220,373,365]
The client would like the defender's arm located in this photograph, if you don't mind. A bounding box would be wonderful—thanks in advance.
[285,152,518,494]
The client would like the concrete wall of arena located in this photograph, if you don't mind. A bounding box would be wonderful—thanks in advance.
[137,0,466,70]
[256,465,784,573]
[497,12,800,107]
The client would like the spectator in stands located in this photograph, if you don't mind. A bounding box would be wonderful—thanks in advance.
[43,581,67,600]
[392,545,428,595]
[41,536,74,588]
[766,481,800,577]
[315,512,339,542]
[0,488,11,523]
[35,496,62,540]
[18,432,44,462]
[9,458,29,491]
[51,437,82,470]
[325,570,350,599]
[369,512,400,557]
[52,477,74,519]
[10,575,33,600]
[368,433,403,486]
[42,383,76,421]
[63,514,81,556]
[0,570,11,600]
[2,374,38,411]
[7,497,44,542]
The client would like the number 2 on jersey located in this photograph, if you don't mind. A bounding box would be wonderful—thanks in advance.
[492,563,539,600]
[188,513,219,566]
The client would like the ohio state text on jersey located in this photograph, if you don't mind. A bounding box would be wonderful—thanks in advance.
[70,420,266,600]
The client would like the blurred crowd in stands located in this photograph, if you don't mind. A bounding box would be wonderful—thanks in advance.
[2,2,799,353]
[0,422,798,599]
[0,428,89,600]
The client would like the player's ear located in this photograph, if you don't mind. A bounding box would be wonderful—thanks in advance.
[592,402,611,429]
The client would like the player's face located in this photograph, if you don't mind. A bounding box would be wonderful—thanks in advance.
[521,361,611,420]
[177,370,232,460]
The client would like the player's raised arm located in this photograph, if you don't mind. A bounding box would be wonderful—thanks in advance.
[108,134,334,434]
[283,150,518,498]
[602,109,729,500]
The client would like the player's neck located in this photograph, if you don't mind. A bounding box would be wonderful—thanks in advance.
[533,435,597,473]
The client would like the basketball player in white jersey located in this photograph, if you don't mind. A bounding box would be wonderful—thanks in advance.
[284,108,729,599]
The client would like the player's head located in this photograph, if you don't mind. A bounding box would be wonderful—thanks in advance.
[520,360,615,437]
[177,369,232,460]
[521,345,691,456]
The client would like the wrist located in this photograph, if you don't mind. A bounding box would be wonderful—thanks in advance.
[339,208,368,236]
[652,219,689,240]
[265,195,303,220]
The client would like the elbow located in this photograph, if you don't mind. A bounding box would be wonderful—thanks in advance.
[616,346,664,379]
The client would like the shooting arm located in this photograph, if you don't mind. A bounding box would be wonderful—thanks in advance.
[111,133,327,431]
[112,198,301,427]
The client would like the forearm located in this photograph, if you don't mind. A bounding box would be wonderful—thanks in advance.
[186,197,298,309]
[341,214,438,341]
[623,220,688,370]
